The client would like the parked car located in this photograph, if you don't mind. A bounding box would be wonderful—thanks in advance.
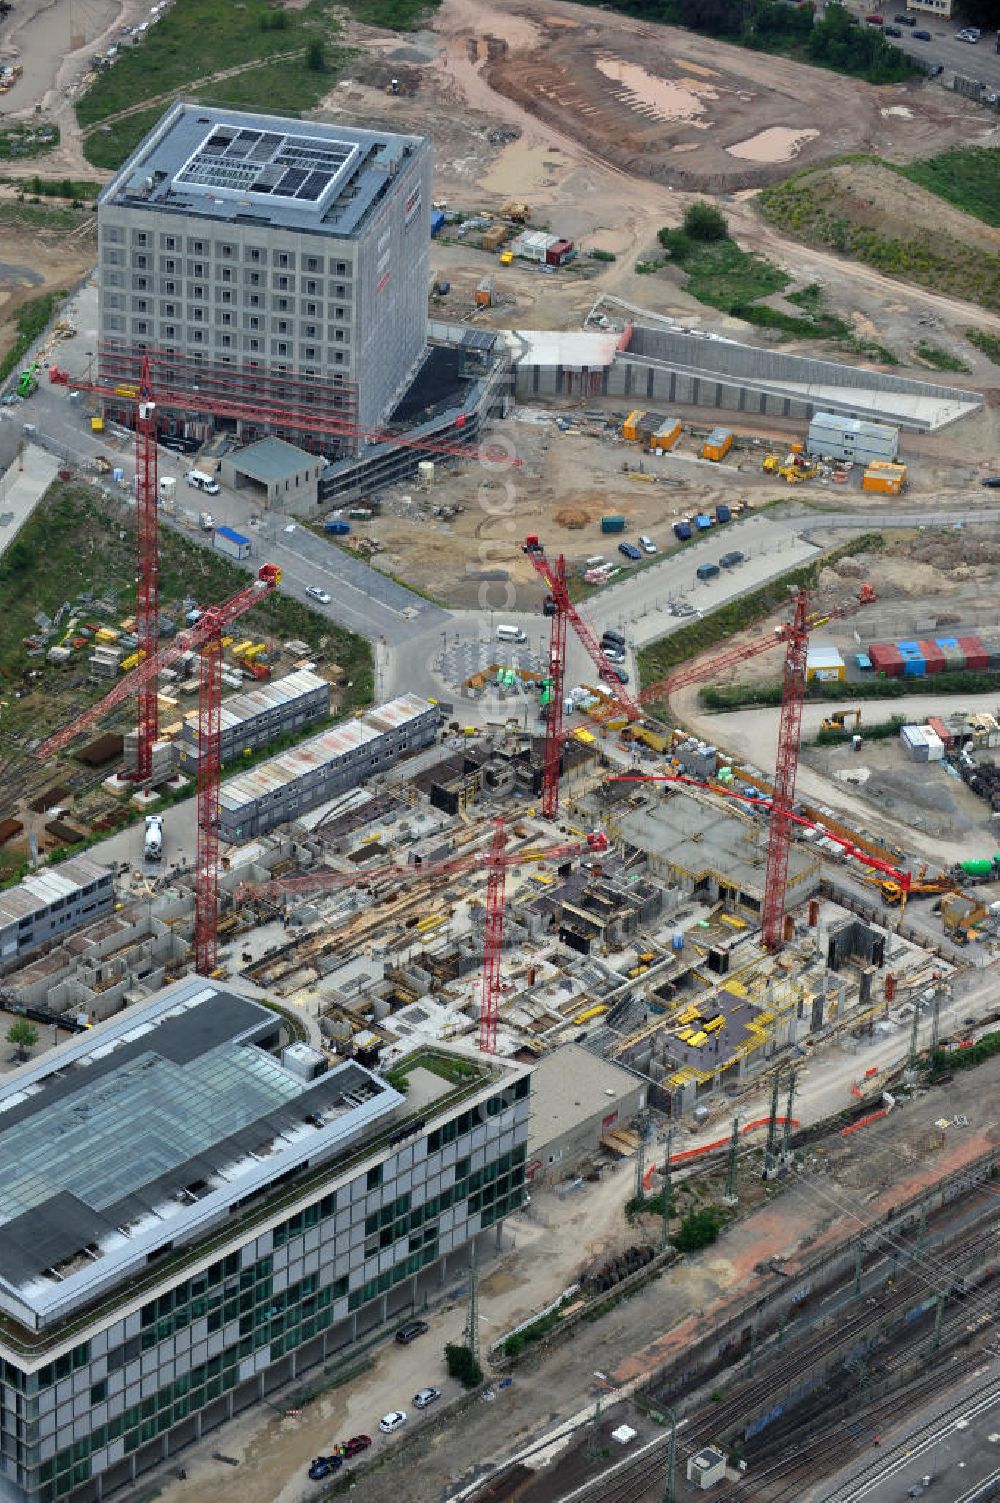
[638,534,657,554]
[414,1388,442,1410]
[981,476,1000,488]
[894,11,916,22]
[912,29,930,39]
[618,541,642,561]
[602,646,626,664]
[956,26,980,41]
[719,550,745,568]
[601,627,626,648]
[308,1456,343,1481]
[607,666,629,685]
[394,1320,428,1345]
[885,25,901,35]
[379,1411,407,1434]
[306,585,332,604]
[339,1436,372,1458]
[865,13,883,23]
[696,562,721,581]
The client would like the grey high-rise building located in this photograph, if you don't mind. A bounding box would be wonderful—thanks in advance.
[96,104,432,446]
[0,979,530,1503]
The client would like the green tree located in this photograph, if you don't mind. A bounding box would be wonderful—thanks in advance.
[7,1019,38,1061]
[674,1208,721,1252]
[306,36,326,71]
[683,201,729,242]
[444,1342,483,1389]
[657,226,692,260]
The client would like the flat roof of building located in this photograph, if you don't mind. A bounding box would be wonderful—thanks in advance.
[228,437,317,484]
[0,979,404,1328]
[364,691,437,732]
[506,328,620,372]
[0,855,110,929]
[184,668,327,738]
[617,792,816,898]
[526,1042,641,1155]
[100,103,426,238]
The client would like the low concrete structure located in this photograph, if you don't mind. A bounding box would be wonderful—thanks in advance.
[616,792,819,917]
[688,1445,727,1489]
[221,437,324,514]
[526,1042,645,1180]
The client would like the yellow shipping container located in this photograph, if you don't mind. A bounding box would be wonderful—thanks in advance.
[702,427,733,462]
[862,461,907,495]
[650,418,682,451]
[499,251,514,266]
[231,639,254,659]
[622,409,644,443]
[90,417,104,433]
[94,627,119,644]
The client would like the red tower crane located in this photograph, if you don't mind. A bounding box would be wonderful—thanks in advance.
[134,355,159,781]
[38,564,282,974]
[480,819,507,1055]
[523,537,642,819]
[238,825,609,1051]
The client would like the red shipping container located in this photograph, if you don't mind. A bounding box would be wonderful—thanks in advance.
[869,642,903,677]
[919,640,946,675]
[958,635,987,671]
[926,715,953,749]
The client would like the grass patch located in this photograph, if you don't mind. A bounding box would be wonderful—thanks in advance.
[914,341,971,374]
[0,200,94,233]
[637,533,883,708]
[659,222,852,340]
[967,328,1000,365]
[0,123,59,160]
[343,0,437,26]
[0,292,58,389]
[701,667,1000,714]
[2,174,101,200]
[76,0,337,127]
[899,147,1000,230]
[759,165,1000,313]
[0,483,372,752]
[82,106,169,172]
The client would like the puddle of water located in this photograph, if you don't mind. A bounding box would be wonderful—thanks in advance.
[595,55,716,122]
[481,140,569,195]
[727,126,819,163]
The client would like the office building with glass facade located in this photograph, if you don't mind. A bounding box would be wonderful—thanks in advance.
[0,979,530,1503]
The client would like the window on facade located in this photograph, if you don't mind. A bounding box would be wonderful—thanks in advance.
[304,346,316,361]
[163,235,176,251]
[305,255,321,272]
[164,258,176,273]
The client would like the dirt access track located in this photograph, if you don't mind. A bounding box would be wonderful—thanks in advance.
[469,0,987,193]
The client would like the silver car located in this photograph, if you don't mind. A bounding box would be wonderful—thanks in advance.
[413,1387,441,1409]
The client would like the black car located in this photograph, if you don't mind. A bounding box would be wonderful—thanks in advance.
[912,28,930,39]
[720,550,745,569]
[394,1319,429,1345]
[894,10,916,21]
[308,1456,344,1481]
[607,666,629,685]
[885,25,901,35]
[981,476,1000,488]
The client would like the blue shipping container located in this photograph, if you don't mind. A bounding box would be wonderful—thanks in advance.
[898,640,920,655]
[430,210,446,236]
[935,637,959,650]
[903,657,926,677]
[695,514,712,530]
[715,504,731,523]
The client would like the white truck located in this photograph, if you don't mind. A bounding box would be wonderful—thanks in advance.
[144,814,163,862]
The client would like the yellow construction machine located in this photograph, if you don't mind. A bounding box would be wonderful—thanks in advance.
[821,708,862,733]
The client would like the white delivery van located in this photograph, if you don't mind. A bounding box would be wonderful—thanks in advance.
[186,470,219,495]
[496,625,527,644]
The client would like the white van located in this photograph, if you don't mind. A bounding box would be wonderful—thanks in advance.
[585,554,606,569]
[496,624,527,644]
[186,470,219,495]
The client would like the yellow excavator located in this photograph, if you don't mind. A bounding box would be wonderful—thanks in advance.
[821,708,862,734]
